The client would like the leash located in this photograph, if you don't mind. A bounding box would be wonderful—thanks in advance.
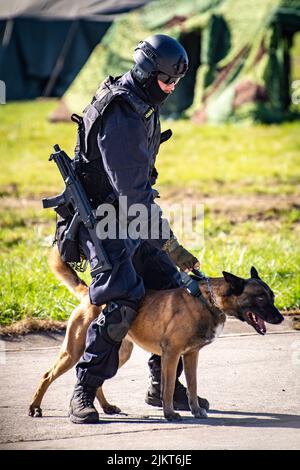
[180,269,224,318]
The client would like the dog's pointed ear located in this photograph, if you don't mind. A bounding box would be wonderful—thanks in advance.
[250,266,260,279]
[222,271,245,295]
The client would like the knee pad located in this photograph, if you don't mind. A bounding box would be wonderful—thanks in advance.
[96,302,137,344]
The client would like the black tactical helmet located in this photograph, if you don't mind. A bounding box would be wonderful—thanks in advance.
[132,34,188,85]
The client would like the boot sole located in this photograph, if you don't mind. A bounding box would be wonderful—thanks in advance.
[69,409,99,424]
[145,395,162,408]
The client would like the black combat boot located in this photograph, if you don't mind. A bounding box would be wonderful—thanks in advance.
[69,382,99,424]
[145,355,209,411]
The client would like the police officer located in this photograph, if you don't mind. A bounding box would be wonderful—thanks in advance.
[68,34,200,424]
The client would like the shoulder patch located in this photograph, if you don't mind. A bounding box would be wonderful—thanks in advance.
[145,107,154,119]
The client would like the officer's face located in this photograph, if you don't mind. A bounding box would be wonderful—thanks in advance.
[157,79,177,94]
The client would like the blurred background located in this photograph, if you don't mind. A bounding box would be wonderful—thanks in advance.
[0,0,299,332]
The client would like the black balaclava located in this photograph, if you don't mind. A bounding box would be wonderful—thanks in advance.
[130,70,169,106]
[144,74,169,105]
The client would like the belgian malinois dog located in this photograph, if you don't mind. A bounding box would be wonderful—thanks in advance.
[29,246,283,421]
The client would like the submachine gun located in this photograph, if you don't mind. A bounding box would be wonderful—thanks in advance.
[42,144,112,275]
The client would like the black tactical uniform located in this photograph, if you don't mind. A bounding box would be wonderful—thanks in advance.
[68,35,200,424]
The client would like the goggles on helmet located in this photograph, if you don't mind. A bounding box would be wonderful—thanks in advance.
[157,73,181,85]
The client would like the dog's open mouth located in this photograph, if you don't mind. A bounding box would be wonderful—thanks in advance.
[245,312,266,335]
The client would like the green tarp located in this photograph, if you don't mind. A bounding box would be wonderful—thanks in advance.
[58,0,300,123]
[0,1,152,100]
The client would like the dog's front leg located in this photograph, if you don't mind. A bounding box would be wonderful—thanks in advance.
[161,350,182,421]
[183,351,207,419]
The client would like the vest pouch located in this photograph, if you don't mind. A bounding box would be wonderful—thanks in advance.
[79,160,113,209]
[55,214,81,263]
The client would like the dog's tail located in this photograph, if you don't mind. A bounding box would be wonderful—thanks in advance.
[48,246,88,301]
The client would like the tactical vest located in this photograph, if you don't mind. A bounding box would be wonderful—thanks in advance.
[74,75,161,208]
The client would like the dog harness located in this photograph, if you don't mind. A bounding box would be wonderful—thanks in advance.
[180,270,224,317]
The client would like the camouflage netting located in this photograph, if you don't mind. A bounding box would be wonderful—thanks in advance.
[52,0,300,123]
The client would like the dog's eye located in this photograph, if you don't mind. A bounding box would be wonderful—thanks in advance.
[257,296,264,301]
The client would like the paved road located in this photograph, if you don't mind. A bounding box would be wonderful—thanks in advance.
[0,320,299,450]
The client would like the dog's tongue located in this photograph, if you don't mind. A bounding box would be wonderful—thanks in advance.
[247,312,266,335]
[256,316,266,335]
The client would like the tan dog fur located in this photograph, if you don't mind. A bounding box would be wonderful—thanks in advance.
[29,246,235,421]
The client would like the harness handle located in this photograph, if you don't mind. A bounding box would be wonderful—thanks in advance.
[191,268,207,281]
[71,113,83,125]
[71,114,85,163]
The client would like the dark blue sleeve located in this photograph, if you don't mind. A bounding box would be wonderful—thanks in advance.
[97,99,171,248]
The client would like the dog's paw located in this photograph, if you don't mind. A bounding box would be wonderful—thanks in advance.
[28,406,42,418]
[193,407,208,419]
[102,404,121,415]
[164,411,182,421]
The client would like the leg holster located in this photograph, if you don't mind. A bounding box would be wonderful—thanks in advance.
[96,302,137,345]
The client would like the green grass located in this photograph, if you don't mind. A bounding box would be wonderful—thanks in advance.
[0,206,75,325]
[0,204,299,326]
[0,101,300,198]
[0,100,299,326]
[157,121,300,196]
[200,213,300,310]
[0,100,74,198]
